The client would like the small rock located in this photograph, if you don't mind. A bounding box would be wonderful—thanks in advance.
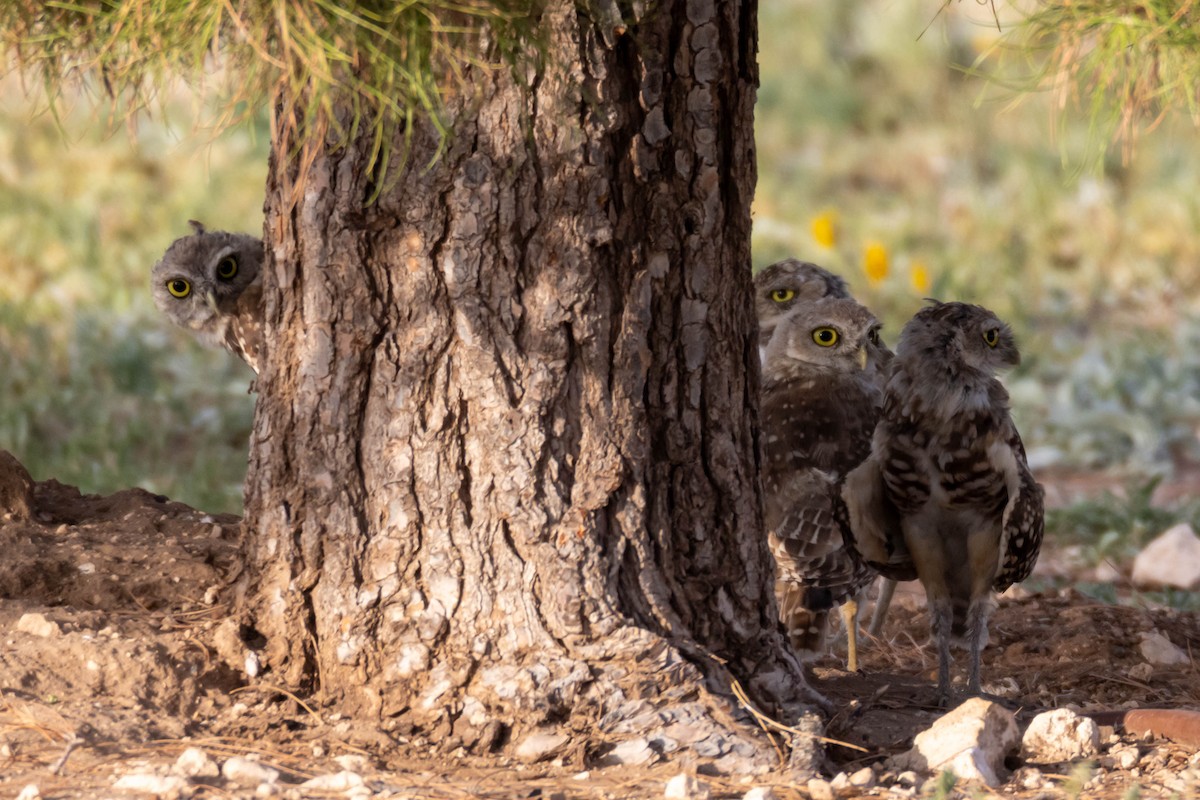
[945,748,1001,787]
[298,771,365,792]
[896,770,920,787]
[1114,747,1140,770]
[244,651,261,678]
[742,788,778,800]
[901,698,1018,787]
[334,754,370,772]
[16,613,61,638]
[600,737,656,766]
[573,771,591,780]
[805,778,834,800]
[829,771,850,792]
[849,767,876,788]
[1021,709,1100,762]
[113,774,191,797]
[1131,523,1200,589]
[514,732,569,763]
[665,773,711,800]
[1017,767,1044,789]
[16,786,39,800]
[1139,631,1189,666]
[1127,663,1154,681]
[173,747,220,778]
[222,757,280,787]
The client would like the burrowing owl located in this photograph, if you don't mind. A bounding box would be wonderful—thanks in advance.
[843,301,1044,702]
[151,221,265,374]
[760,297,881,671]
[755,258,897,639]
[755,258,894,398]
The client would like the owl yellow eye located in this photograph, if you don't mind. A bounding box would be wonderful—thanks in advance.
[983,328,999,348]
[217,256,238,280]
[167,279,191,298]
[770,288,796,303]
[812,327,839,347]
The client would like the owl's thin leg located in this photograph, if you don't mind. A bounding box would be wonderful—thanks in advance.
[965,529,1001,696]
[929,595,954,705]
[965,594,994,696]
[903,519,955,704]
[867,577,896,636]
[839,598,860,672]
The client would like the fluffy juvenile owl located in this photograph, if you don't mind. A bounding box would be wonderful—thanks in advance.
[755,258,894,390]
[843,300,1044,703]
[755,257,897,637]
[151,221,265,374]
[761,296,882,672]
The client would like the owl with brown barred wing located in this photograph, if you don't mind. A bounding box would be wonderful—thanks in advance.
[760,296,882,671]
[843,300,1044,703]
[151,221,265,375]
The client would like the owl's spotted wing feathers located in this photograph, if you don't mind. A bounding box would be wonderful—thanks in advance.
[224,279,266,375]
[843,300,1043,701]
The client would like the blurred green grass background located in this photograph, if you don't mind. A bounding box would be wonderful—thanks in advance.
[3,0,1200,525]
[0,77,267,512]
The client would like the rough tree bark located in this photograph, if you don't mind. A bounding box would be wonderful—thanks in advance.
[241,0,812,768]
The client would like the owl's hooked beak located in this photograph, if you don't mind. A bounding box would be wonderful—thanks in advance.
[857,346,868,371]
[204,290,219,312]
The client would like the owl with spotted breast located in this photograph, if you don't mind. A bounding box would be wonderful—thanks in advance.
[760,296,882,671]
[842,300,1044,703]
[151,221,265,374]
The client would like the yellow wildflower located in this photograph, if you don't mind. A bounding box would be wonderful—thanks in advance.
[810,211,838,249]
[863,241,889,286]
[910,260,931,294]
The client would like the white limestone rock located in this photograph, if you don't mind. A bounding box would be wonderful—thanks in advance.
[514,732,569,763]
[1139,630,1190,666]
[899,698,1019,788]
[664,773,711,800]
[172,747,220,778]
[1021,709,1100,763]
[1131,523,1200,589]
[222,757,280,787]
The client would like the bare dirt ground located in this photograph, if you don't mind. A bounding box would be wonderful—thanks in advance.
[0,469,1197,799]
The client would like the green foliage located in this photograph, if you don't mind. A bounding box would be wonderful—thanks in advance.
[926,769,958,800]
[0,0,544,178]
[1002,0,1200,165]
[1062,761,1095,799]
[1048,477,1176,553]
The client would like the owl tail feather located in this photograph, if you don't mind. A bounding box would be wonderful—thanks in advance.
[777,580,830,659]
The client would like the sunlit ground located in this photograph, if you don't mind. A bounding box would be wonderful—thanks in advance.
[2,0,1200,550]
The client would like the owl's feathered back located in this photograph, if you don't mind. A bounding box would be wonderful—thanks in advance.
[151,221,265,374]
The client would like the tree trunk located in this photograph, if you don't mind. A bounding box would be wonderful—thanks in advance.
[241,0,811,769]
